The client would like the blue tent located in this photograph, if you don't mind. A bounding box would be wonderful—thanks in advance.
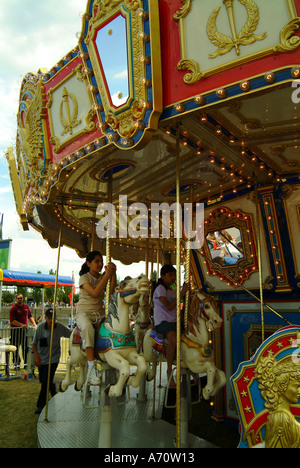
[0,269,73,288]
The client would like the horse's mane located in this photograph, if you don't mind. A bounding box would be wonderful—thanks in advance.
[105,290,120,328]
[185,291,214,337]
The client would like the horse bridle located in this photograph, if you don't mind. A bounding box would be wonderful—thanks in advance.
[199,297,217,322]
[119,287,138,304]
[199,303,210,321]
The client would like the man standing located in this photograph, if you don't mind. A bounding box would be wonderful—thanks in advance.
[32,308,71,414]
[9,294,37,366]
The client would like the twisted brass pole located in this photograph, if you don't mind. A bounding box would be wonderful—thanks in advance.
[255,184,265,342]
[175,124,181,448]
[105,170,113,317]
[184,185,193,331]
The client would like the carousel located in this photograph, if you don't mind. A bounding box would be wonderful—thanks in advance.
[5,0,300,448]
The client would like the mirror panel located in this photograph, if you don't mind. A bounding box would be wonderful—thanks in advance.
[200,207,258,285]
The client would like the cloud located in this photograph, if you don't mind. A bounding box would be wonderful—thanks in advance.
[0,0,146,282]
[114,70,128,80]
[0,187,12,194]
[111,92,129,106]
[0,1,85,79]
[0,0,88,156]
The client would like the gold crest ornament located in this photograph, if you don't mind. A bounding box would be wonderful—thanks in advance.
[231,326,300,448]
[207,0,267,58]
[256,352,300,448]
[60,87,82,136]
[174,0,300,84]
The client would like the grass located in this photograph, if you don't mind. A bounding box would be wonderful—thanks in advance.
[0,378,41,448]
[0,370,79,449]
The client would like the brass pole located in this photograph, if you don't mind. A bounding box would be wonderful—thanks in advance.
[91,220,96,251]
[145,238,149,278]
[184,185,193,331]
[150,247,154,282]
[156,237,168,264]
[149,248,154,306]
[175,124,181,448]
[105,170,113,317]
[44,217,63,422]
[255,185,265,342]
[156,241,160,278]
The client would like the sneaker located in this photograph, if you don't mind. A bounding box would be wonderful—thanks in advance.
[87,363,101,386]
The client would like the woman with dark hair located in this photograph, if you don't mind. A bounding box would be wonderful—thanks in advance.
[75,251,117,385]
[153,265,188,387]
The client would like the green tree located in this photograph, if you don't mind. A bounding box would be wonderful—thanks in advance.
[2,291,14,304]
[44,268,55,303]
[31,271,43,304]
[16,286,28,300]
[32,288,42,304]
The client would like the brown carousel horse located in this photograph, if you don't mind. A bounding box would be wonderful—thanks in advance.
[143,290,226,399]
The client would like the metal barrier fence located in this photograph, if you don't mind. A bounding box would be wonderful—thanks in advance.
[0,325,71,380]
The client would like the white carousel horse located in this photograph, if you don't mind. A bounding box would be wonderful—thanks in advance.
[134,292,152,353]
[60,274,148,398]
[143,290,226,400]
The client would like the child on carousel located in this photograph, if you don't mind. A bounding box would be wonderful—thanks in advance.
[153,264,189,388]
[75,250,117,385]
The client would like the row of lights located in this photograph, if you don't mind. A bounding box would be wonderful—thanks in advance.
[174,67,300,113]
[164,119,277,205]
[263,195,284,282]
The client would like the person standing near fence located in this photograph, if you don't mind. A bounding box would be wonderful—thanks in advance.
[32,308,71,414]
[9,293,37,367]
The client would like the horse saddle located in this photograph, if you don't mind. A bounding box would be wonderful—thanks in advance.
[149,329,213,359]
[72,327,82,346]
[95,322,136,353]
[72,323,136,353]
[149,329,168,358]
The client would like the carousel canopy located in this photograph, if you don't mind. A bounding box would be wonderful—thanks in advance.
[5,0,300,292]
[0,269,73,289]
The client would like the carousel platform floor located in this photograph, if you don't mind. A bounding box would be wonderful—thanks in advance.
[37,365,218,449]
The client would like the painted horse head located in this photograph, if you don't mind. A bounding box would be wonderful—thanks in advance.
[106,274,149,328]
[117,274,150,305]
[185,290,223,338]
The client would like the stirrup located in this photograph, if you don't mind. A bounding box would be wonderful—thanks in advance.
[82,365,101,409]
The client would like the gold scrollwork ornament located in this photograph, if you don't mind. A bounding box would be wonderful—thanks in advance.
[274,17,300,52]
[207,0,267,59]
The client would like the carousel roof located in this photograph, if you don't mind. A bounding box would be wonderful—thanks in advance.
[11,74,299,264]
[5,0,300,270]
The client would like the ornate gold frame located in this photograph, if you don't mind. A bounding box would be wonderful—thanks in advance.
[46,64,97,154]
[16,78,52,203]
[174,0,300,84]
[81,0,162,148]
[231,325,300,448]
[201,207,258,284]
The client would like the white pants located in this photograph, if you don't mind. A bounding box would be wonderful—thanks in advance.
[76,311,103,349]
